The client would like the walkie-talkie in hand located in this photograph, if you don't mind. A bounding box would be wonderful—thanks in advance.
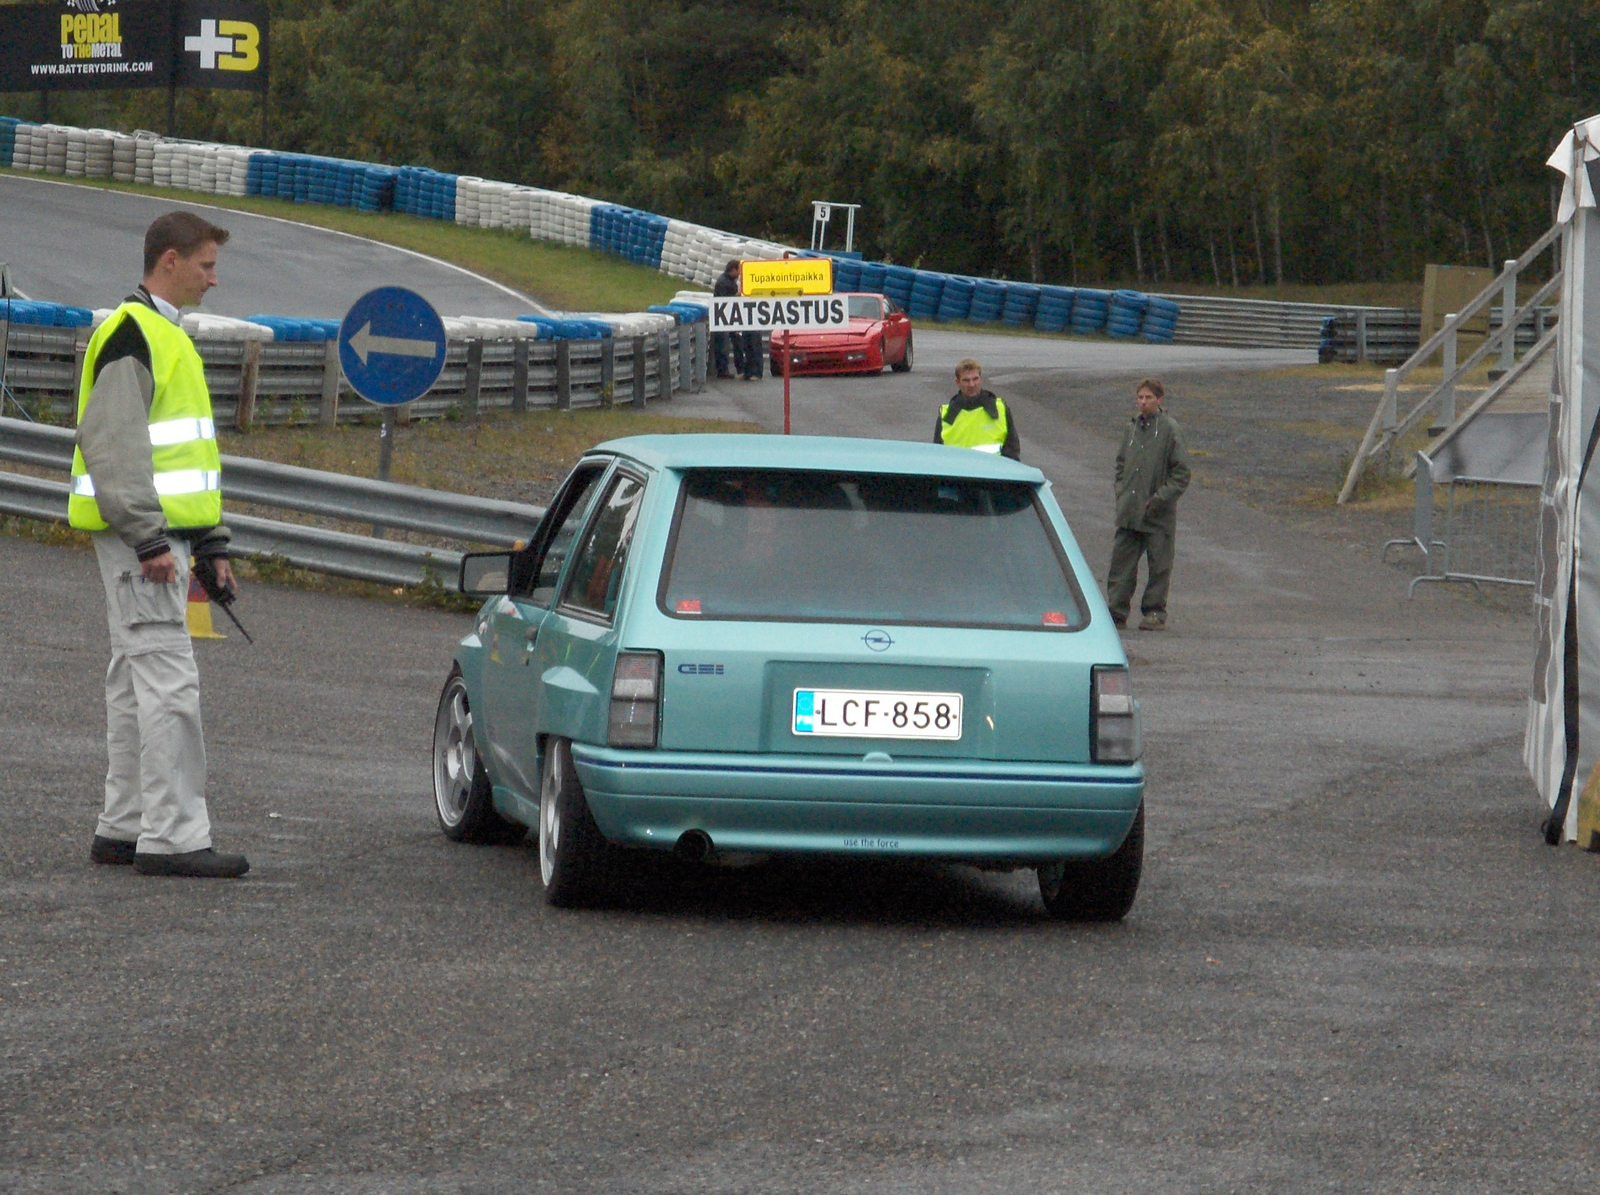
[192,554,253,643]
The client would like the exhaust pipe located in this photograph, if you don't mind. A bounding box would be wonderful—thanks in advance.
[675,829,714,864]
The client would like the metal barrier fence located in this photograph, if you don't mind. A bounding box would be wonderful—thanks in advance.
[1404,477,1540,595]
[1319,306,1556,365]
[0,417,545,587]
[0,321,709,426]
[1147,291,1345,350]
[1383,435,1543,597]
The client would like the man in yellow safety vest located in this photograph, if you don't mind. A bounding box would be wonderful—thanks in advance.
[70,210,249,878]
[934,358,1020,460]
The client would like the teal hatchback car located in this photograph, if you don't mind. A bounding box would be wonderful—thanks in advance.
[431,434,1145,919]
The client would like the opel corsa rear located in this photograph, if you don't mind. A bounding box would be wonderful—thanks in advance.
[432,435,1145,919]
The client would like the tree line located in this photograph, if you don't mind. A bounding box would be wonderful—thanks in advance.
[10,0,1598,288]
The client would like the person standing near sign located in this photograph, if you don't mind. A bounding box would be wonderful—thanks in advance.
[934,358,1019,460]
[70,210,250,878]
[1106,378,1191,631]
[712,260,744,380]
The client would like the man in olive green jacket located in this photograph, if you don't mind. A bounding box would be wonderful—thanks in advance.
[1107,379,1191,630]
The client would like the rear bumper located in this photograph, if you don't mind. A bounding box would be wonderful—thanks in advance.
[571,745,1144,862]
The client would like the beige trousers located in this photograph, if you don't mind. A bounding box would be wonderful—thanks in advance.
[91,533,212,855]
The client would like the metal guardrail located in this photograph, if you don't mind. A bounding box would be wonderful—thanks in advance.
[0,321,709,425]
[1149,292,1360,350]
[0,417,544,587]
[1319,307,1555,365]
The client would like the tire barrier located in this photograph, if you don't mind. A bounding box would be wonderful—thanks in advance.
[936,276,975,322]
[1070,287,1111,335]
[244,151,392,208]
[394,165,458,220]
[0,117,26,166]
[1107,289,1149,339]
[0,299,93,328]
[908,272,946,320]
[1001,283,1040,327]
[1034,285,1075,333]
[969,279,1008,322]
[1140,296,1180,344]
[243,316,341,342]
[882,264,917,309]
[0,114,1193,348]
[591,205,670,270]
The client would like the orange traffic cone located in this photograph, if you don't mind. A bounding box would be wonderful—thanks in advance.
[186,572,225,640]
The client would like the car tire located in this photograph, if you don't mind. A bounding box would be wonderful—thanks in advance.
[1037,803,1143,921]
[891,334,914,373]
[432,668,521,843]
[538,736,614,906]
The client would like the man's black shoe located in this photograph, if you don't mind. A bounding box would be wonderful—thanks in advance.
[90,835,137,866]
[134,848,250,878]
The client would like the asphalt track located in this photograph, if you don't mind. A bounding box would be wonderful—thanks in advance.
[3,179,1595,1193]
[0,174,548,319]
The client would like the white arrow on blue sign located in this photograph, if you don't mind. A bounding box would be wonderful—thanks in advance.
[338,286,447,406]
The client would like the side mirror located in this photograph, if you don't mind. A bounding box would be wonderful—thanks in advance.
[459,551,512,596]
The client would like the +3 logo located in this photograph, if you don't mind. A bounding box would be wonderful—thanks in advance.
[184,19,260,72]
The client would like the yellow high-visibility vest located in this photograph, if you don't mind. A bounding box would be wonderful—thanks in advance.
[69,302,222,531]
[939,398,1010,453]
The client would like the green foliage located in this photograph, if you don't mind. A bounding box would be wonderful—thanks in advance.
[11,0,1598,286]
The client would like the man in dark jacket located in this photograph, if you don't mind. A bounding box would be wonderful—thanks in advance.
[711,260,744,379]
[934,358,1020,460]
[1107,378,1191,630]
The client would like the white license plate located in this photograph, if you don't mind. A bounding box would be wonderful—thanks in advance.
[792,688,963,740]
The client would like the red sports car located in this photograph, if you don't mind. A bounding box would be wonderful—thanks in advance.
[769,293,914,376]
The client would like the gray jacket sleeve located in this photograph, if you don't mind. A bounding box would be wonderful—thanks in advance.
[75,354,168,556]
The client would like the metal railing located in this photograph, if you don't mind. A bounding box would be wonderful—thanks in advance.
[0,321,709,426]
[1338,222,1562,503]
[1149,292,1366,350]
[0,417,544,587]
[1318,306,1555,366]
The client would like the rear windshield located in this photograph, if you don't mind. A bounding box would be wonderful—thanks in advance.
[661,469,1086,629]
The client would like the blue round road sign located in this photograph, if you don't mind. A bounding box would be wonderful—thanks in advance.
[338,286,447,406]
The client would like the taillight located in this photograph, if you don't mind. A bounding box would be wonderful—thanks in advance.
[609,651,662,748]
[1092,665,1141,763]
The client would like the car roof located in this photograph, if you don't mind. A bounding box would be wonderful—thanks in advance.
[588,434,1045,482]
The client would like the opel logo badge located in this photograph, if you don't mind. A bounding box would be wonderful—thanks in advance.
[862,629,893,652]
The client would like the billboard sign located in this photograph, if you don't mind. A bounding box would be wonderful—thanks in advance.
[0,0,268,93]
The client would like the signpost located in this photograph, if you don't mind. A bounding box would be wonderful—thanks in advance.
[710,261,845,434]
[338,286,447,486]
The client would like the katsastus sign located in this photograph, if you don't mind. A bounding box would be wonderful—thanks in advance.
[0,0,269,93]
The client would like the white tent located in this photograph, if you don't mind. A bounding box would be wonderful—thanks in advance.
[1526,115,1600,843]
